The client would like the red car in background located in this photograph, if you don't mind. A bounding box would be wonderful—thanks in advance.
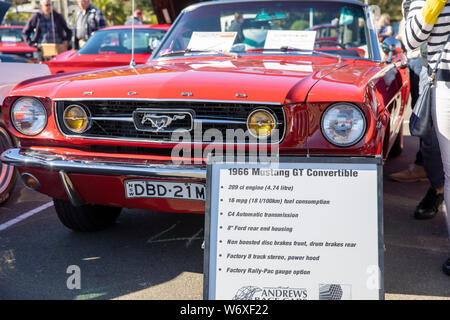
[43,24,170,74]
[0,26,38,61]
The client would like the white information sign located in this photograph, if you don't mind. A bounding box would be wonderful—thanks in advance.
[264,30,316,52]
[1,36,17,43]
[187,32,237,53]
[205,158,383,300]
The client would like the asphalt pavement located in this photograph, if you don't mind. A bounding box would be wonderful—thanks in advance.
[0,134,449,300]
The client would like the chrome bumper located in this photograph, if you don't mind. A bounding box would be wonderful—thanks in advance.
[1,148,207,207]
[1,148,207,180]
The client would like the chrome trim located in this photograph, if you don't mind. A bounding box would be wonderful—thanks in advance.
[2,148,207,180]
[195,118,247,125]
[53,98,282,105]
[92,117,134,122]
[59,171,86,207]
[91,117,248,125]
[54,99,287,145]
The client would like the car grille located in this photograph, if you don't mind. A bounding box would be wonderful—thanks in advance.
[55,100,285,144]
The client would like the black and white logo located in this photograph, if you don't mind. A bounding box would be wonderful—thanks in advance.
[233,286,308,300]
[319,284,352,300]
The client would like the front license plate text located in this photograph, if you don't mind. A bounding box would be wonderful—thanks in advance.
[125,180,205,201]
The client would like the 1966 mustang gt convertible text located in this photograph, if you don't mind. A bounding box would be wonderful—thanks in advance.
[1,0,409,231]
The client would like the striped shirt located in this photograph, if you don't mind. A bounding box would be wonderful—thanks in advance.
[403,0,450,81]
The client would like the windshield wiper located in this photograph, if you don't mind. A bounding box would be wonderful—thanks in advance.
[160,48,240,58]
[249,47,341,63]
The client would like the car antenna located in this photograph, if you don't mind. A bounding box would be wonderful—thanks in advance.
[129,0,136,67]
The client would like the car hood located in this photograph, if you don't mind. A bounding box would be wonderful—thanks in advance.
[12,57,355,104]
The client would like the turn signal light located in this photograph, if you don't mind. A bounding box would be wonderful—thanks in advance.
[21,173,40,191]
[247,109,276,138]
[63,105,90,133]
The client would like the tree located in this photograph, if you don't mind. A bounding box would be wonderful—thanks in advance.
[93,0,127,25]
[362,0,403,21]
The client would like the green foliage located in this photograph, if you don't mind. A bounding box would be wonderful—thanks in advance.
[290,20,309,30]
[93,0,127,25]
[360,0,403,21]
[5,8,32,25]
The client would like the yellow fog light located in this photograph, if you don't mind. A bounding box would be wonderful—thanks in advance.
[247,109,276,138]
[63,105,90,133]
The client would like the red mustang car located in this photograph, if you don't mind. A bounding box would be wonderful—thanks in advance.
[43,24,170,74]
[1,0,409,231]
[0,26,38,61]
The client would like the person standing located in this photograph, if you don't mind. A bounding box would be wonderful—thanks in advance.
[125,9,143,25]
[73,0,106,49]
[402,0,450,276]
[376,13,394,42]
[227,13,245,43]
[391,0,445,221]
[22,0,72,59]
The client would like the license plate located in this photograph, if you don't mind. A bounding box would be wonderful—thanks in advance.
[125,180,205,201]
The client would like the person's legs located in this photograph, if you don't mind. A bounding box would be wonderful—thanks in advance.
[389,63,428,183]
[430,81,450,234]
[414,127,445,219]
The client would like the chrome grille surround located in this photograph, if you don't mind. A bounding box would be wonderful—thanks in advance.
[54,99,286,144]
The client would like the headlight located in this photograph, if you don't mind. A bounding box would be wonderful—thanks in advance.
[247,109,277,138]
[63,105,90,133]
[11,97,47,136]
[321,103,366,147]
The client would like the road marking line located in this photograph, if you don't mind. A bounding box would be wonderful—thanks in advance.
[147,237,204,244]
[186,228,203,248]
[146,223,178,243]
[0,201,54,232]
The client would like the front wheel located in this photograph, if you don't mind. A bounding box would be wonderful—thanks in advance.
[0,124,17,205]
[53,198,122,232]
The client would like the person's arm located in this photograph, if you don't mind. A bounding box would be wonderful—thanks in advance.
[402,0,446,50]
[22,14,36,46]
[97,10,107,29]
[60,14,72,43]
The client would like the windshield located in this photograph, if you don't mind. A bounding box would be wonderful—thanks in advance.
[0,28,23,43]
[79,28,167,55]
[153,1,372,60]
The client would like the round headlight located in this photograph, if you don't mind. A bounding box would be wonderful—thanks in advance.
[63,105,90,133]
[321,103,366,147]
[11,97,47,136]
[247,109,277,138]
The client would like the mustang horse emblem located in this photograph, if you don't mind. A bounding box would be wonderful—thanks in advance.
[141,113,187,131]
